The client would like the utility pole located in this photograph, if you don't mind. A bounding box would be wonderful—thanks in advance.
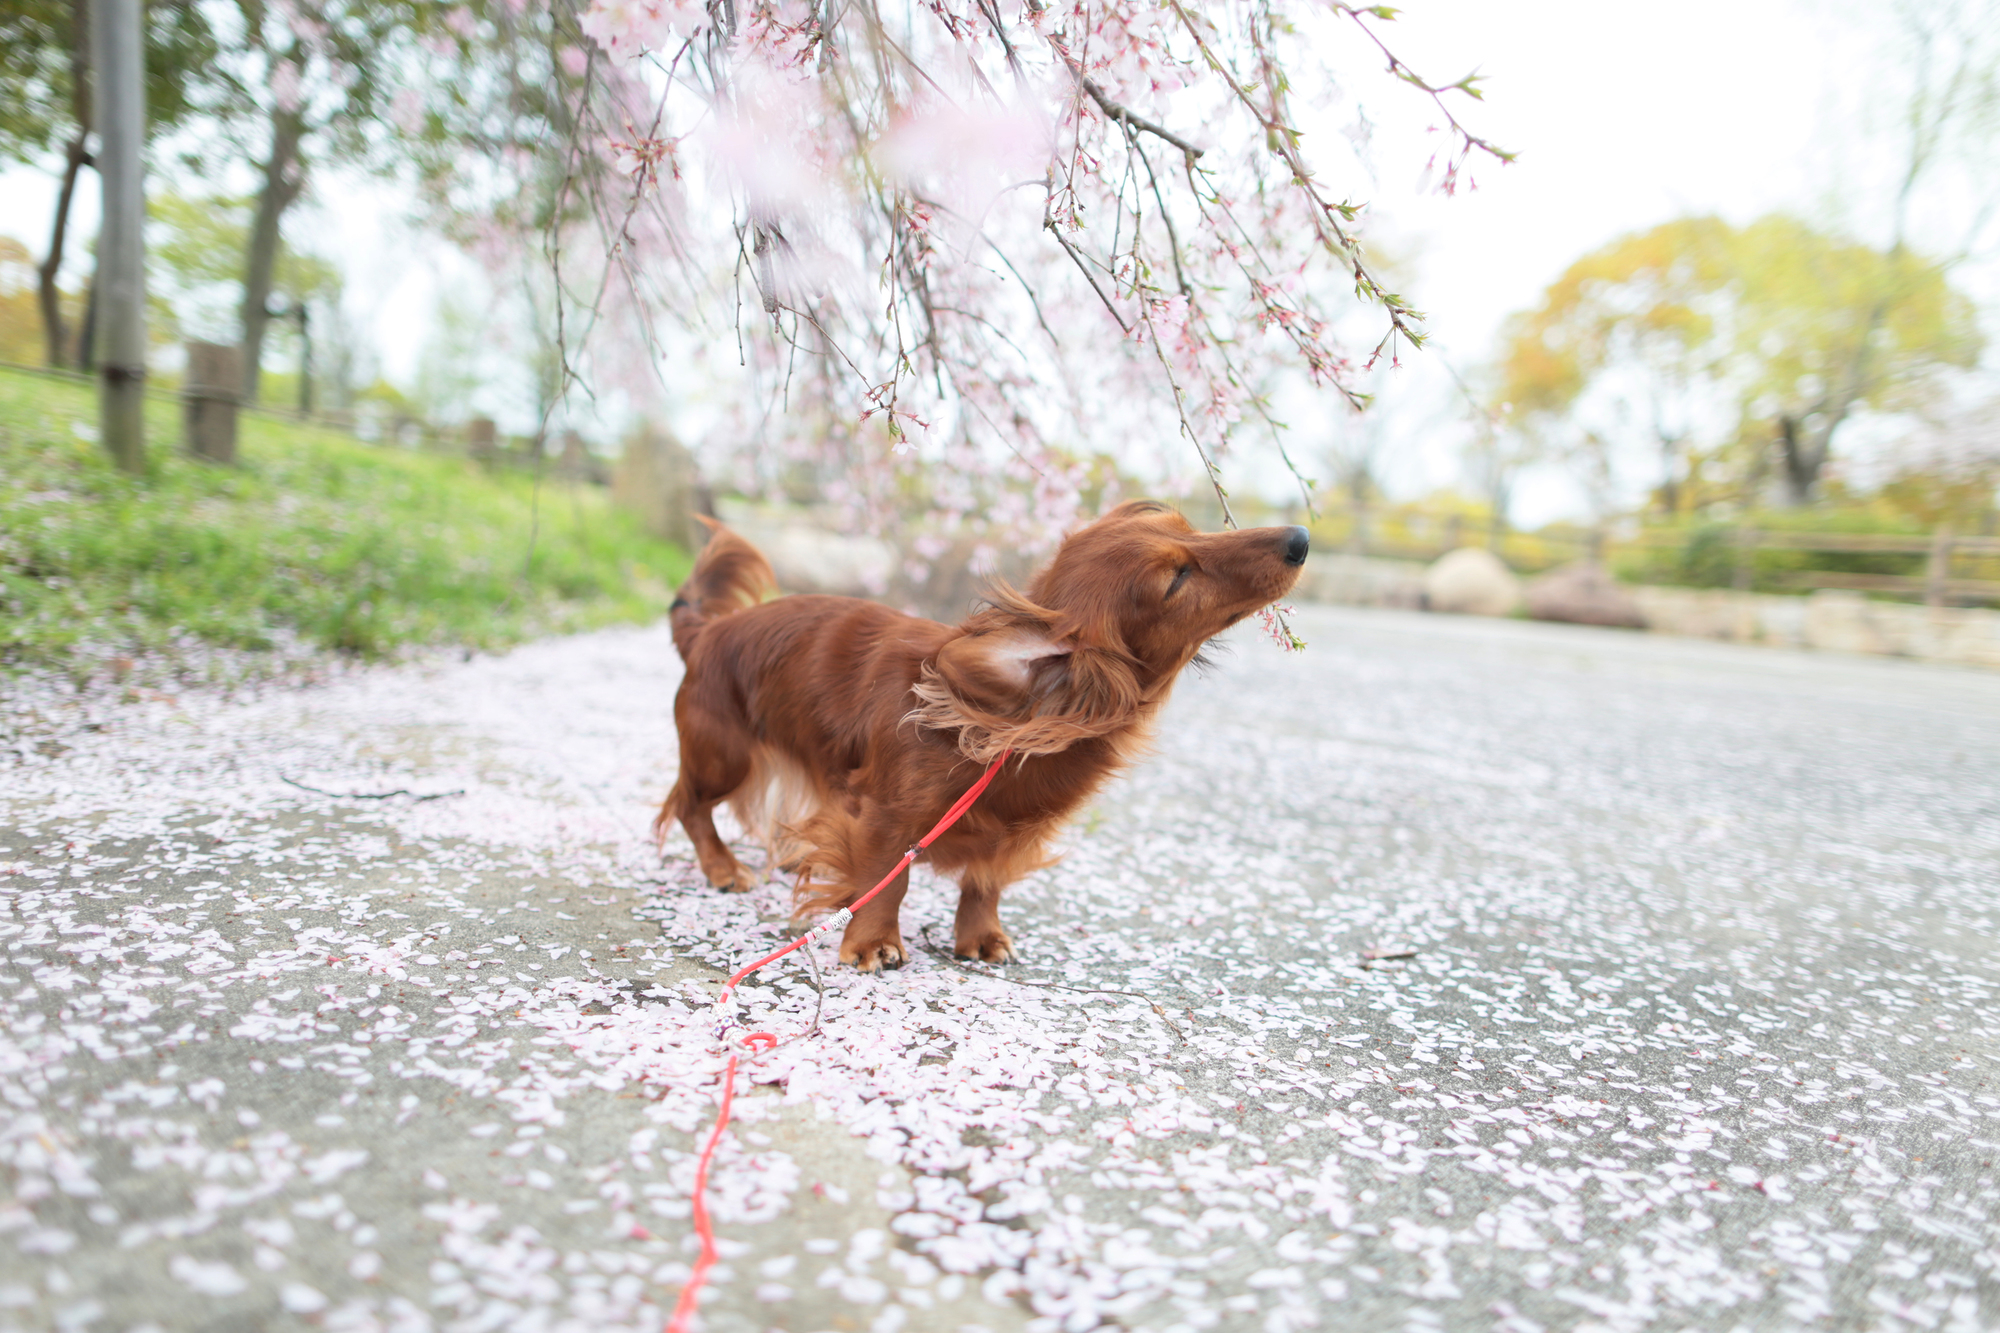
[92,0,147,472]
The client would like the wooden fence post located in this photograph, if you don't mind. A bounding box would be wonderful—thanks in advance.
[1733,525,1757,591]
[559,429,589,479]
[182,341,242,464]
[1926,527,1953,607]
[466,416,497,464]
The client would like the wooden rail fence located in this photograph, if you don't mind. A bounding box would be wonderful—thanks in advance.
[1327,518,2000,609]
[1629,528,2000,606]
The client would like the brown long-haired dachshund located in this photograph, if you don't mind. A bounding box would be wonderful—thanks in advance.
[656,501,1309,971]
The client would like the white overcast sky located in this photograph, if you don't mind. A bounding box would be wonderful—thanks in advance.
[2,0,1989,521]
[1367,0,1850,351]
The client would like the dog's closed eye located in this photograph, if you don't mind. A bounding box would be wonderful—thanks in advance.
[1164,564,1194,600]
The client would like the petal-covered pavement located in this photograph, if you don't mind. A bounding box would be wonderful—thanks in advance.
[2,605,1996,1333]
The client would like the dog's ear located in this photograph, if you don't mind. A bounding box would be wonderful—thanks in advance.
[912,619,1143,762]
[929,626,1074,713]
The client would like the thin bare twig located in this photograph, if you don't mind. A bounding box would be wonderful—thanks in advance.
[281,776,464,802]
[1081,77,1205,162]
[1044,217,1130,333]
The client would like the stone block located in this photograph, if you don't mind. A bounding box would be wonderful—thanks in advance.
[613,423,709,552]
[466,417,497,462]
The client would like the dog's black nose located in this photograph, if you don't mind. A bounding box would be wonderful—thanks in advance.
[1283,525,1310,566]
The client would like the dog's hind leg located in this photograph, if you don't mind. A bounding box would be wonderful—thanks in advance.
[675,793,758,893]
[660,714,758,893]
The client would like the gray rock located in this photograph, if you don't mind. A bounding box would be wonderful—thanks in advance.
[1524,560,1647,628]
[1422,546,1521,616]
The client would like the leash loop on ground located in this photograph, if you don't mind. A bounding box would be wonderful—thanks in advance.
[665,750,1011,1333]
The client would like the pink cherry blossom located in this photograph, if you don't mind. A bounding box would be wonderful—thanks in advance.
[542,0,1508,574]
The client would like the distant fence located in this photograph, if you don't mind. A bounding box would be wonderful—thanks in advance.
[1318,511,2000,609]
[0,357,608,482]
[1631,529,2000,606]
[17,355,1991,606]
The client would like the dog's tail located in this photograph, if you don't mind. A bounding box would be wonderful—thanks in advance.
[669,515,778,659]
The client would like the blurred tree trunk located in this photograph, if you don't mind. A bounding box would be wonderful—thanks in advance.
[92,0,147,472]
[1656,437,1680,515]
[39,139,91,367]
[1776,308,1882,504]
[1345,468,1371,555]
[77,245,97,371]
[36,0,90,369]
[240,99,305,403]
[1487,477,1510,553]
[1776,414,1830,505]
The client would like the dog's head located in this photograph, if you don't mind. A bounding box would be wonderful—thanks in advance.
[912,501,1309,759]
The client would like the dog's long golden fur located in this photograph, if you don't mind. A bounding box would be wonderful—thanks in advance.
[656,501,1309,971]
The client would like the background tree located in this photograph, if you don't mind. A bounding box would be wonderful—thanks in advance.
[209,0,421,402]
[1876,395,2000,528]
[0,237,49,362]
[391,0,601,443]
[1465,400,1544,550]
[1494,214,1982,511]
[148,189,340,367]
[1493,217,1729,515]
[1325,407,1387,553]
[1734,215,1983,501]
[1759,0,1995,500]
[0,0,217,367]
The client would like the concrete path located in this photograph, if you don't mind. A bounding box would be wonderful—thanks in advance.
[2,606,1996,1333]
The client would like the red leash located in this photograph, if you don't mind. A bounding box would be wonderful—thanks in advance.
[664,750,1012,1333]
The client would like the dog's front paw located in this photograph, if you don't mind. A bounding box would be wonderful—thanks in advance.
[840,936,908,972]
[954,928,1017,965]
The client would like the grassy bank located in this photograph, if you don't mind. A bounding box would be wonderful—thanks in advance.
[0,366,689,680]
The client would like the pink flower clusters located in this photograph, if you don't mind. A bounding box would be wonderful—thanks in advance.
[554,0,1506,563]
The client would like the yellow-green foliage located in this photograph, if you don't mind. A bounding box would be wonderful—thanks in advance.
[0,237,67,366]
[0,365,689,671]
[1495,216,1733,419]
[1494,214,1984,504]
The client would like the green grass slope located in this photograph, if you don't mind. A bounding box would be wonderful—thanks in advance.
[0,366,689,678]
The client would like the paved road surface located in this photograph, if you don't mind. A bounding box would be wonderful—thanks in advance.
[2,606,1997,1333]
